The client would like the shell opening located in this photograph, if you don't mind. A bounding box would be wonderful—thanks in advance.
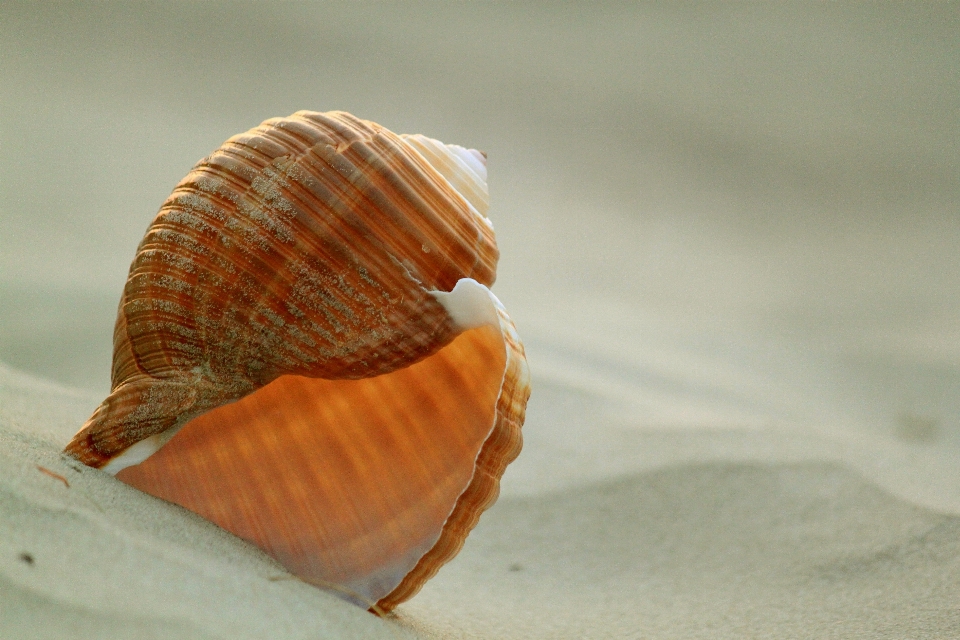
[114,282,515,609]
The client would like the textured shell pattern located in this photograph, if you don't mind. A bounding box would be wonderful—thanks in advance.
[64,111,530,612]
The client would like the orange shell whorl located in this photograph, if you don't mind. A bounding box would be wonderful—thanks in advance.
[63,111,529,614]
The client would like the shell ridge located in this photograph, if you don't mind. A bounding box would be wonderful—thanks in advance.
[376,135,488,285]
[297,111,380,144]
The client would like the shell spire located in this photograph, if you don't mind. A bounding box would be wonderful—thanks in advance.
[64,111,530,612]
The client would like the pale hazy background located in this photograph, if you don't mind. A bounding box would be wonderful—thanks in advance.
[4,4,960,637]
[2,2,959,493]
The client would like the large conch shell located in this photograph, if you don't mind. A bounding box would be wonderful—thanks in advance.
[64,111,530,612]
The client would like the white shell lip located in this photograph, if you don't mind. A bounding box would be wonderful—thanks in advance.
[429,278,501,331]
[101,424,187,475]
[102,434,164,475]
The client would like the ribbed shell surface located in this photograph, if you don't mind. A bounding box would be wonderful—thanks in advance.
[69,111,499,466]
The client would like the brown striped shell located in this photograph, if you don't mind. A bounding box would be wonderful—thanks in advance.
[64,111,530,612]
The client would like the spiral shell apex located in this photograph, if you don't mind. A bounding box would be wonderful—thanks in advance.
[64,111,530,611]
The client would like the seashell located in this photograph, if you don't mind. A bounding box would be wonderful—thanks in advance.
[64,111,530,612]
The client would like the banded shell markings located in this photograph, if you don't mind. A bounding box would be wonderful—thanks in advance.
[64,111,530,611]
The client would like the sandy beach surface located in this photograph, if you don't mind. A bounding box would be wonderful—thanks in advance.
[3,3,960,638]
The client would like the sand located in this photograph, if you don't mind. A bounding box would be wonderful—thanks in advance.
[3,2,960,638]
[5,365,960,639]
[0,364,419,639]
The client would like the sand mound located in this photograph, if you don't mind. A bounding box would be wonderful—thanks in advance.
[0,364,417,640]
[401,462,960,639]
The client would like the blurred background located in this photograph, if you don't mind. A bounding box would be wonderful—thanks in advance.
[2,2,959,496]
